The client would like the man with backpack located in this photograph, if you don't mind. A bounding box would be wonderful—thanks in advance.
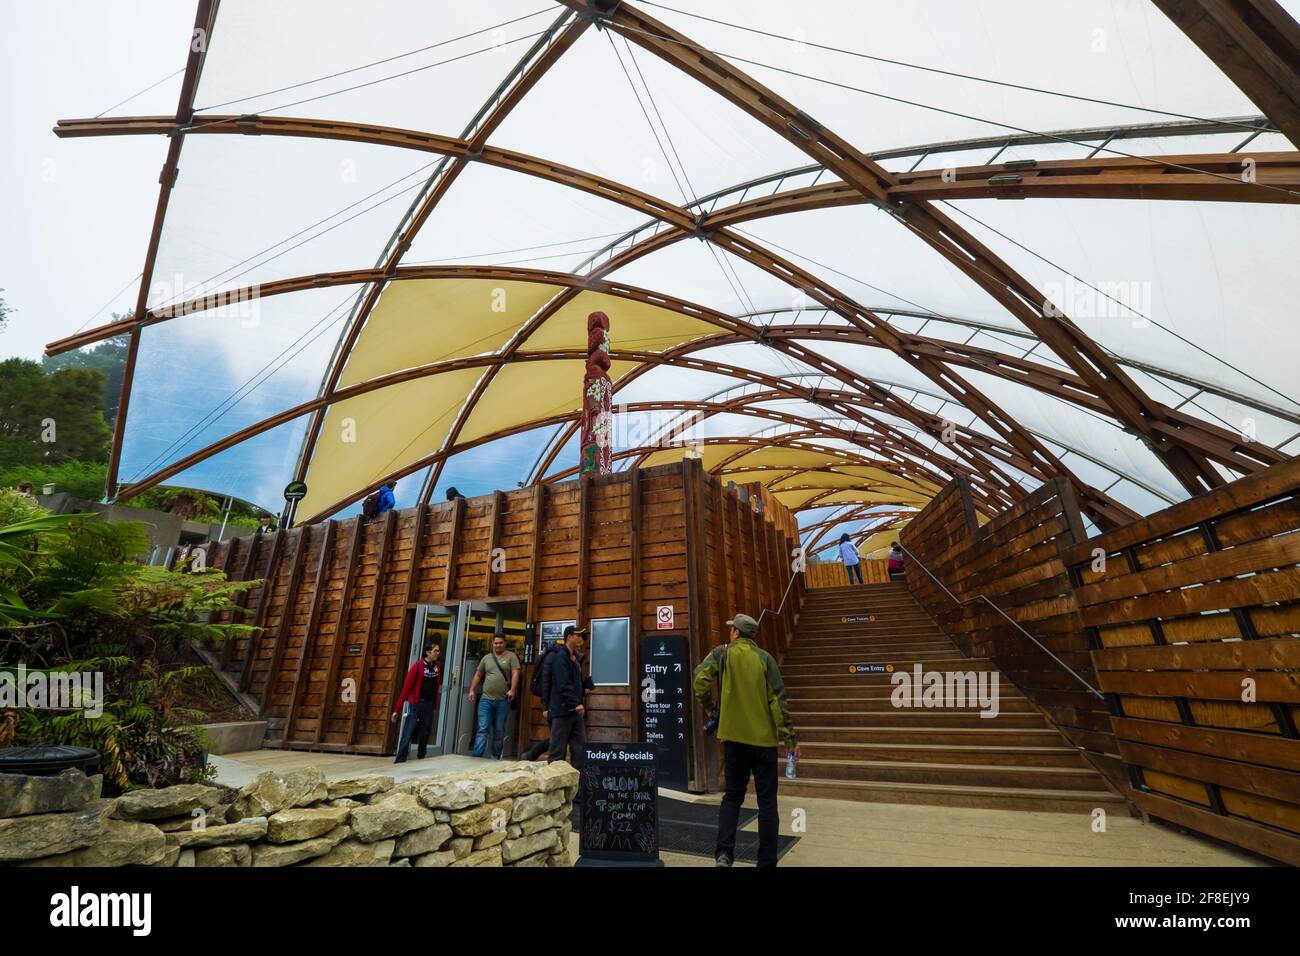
[535,625,594,773]
[466,631,520,759]
[362,480,397,520]
[693,612,798,868]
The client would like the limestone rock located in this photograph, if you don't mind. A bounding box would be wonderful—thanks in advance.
[267,805,351,844]
[169,816,268,848]
[249,825,344,867]
[113,783,223,822]
[547,848,573,867]
[19,818,166,867]
[349,793,435,843]
[394,822,453,858]
[195,844,251,867]
[519,814,555,837]
[434,811,450,823]
[502,828,558,863]
[558,821,573,846]
[482,770,537,802]
[0,770,102,817]
[177,849,195,867]
[449,837,473,859]
[538,761,580,793]
[390,859,411,867]
[511,788,564,822]
[473,828,507,850]
[0,798,113,862]
[155,803,231,831]
[151,845,181,868]
[328,798,363,810]
[450,845,503,867]
[301,837,394,867]
[327,775,393,799]
[407,776,485,811]
[233,768,326,818]
[449,798,512,837]
[507,823,522,839]
[563,785,578,803]
[412,850,456,868]
[512,851,549,867]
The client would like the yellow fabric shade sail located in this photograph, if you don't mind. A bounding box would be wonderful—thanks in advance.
[522,290,718,353]
[811,489,932,507]
[457,358,640,445]
[641,442,760,471]
[729,447,850,470]
[339,279,563,387]
[300,366,486,517]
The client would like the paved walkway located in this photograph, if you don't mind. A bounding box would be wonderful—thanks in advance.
[208,750,1265,866]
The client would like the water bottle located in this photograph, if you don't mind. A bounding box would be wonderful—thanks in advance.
[785,749,797,779]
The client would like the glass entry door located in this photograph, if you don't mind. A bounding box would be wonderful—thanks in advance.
[398,604,468,759]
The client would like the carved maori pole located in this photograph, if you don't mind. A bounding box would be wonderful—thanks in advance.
[580,311,613,475]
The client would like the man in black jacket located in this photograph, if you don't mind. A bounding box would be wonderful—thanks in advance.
[540,625,594,772]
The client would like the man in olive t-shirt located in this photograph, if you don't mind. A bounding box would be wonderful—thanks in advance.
[467,632,520,759]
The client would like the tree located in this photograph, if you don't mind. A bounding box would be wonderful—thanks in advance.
[42,333,129,425]
[0,358,111,468]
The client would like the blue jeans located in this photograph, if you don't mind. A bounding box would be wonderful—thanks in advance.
[395,701,435,761]
[471,697,510,758]
[846,562,863,584]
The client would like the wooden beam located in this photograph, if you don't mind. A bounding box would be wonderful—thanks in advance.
[525,483,547,616]
[262,526,312,715]
[240,528,285,692]
[485,490,504,598]
[575,472,591,626]
[441,495,465,605]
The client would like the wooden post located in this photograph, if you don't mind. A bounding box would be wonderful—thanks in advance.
[314,517,365,744]
[442,496,465,605]
[385,504,431,752]
[240,529,285,692]
[284,520,338,742]
[628,467,643,733]
[349,507,399,747]
[220,534,260,669]
[485,490,504,598]
[262,526,313,715]
[575,472,591,626]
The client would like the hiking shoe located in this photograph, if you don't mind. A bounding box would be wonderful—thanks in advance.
[715,852,733,868]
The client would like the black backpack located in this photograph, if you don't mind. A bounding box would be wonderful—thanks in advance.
[361,491,382,517]
[530,644,558,698]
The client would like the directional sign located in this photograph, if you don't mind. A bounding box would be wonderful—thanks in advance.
[656,605,674,630]
[640,634,689,792]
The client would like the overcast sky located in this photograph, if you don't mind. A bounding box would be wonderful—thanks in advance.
[1,1,192,360]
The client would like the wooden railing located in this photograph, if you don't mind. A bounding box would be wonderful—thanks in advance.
[1063,459,1300,865]
[806,559,890,588]
[902,461,1300,864]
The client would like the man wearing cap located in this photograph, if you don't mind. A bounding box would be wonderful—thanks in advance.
[693,612,798,867]
[540,624,595,774]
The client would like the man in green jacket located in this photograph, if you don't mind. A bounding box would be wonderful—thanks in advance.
[693,612,798,867]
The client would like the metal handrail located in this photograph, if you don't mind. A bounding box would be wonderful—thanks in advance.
[898,544,1104,700]
[755,562,803,631]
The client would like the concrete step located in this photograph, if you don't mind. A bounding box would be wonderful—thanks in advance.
[792,709,1048,729]
[786,757,1110,791]
[778,777,1124,813]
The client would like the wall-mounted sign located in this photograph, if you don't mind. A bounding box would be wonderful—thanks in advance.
[576,743,659,867]
[347,645,362,656]
[656,605,674,630]
[841,613,876,624]
[848,662,894,675]
[640,634,689,792]
[538,620,575,653]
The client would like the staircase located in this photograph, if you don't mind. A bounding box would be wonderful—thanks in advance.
[778,582,1124,812]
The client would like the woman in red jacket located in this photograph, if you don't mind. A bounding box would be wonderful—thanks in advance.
[391,643,443,762]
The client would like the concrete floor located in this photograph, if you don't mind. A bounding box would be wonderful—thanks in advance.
[209,751,1265,867]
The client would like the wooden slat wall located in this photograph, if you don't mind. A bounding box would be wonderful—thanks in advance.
[806,560,890,588]
[899,477,1126,792]
[1064,459,1300,865]
[201,461,801,790]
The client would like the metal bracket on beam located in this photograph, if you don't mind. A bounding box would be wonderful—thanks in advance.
[234,114,263,132]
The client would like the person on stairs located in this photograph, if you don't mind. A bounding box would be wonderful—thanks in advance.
[887,541,906,579]
[693,612,798,868]
[839,533,863,584]
[391,642,443,763]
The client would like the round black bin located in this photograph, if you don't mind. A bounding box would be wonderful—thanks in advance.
[0,745,101,776]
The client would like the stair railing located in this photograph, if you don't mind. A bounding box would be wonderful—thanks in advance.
[897,544,1104,700]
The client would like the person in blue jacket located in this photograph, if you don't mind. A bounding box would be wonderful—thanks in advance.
[377,480,397,514]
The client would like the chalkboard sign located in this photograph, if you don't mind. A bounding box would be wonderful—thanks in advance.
[640,634,690,792]
[577,744,659,865]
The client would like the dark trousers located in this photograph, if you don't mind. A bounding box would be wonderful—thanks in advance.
[548,711,587,771]
[846,562,864,584]
[716,741,780,867]
[395,700,435,761]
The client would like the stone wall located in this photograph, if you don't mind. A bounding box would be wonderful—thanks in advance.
[0,760,578,868]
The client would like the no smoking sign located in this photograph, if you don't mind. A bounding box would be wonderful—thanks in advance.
[656,605,674,630]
